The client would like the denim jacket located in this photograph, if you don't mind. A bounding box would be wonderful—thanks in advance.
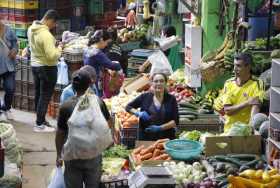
[0,25,18,75]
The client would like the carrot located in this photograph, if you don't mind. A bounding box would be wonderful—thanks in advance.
[152,149,161,158]
[154,154,169,160]
[166,157,172,160]
[133,145,144,155]
[156,143,164,150]
[155,138,170,145]
[140,146,155,155]
[140,152,153,161]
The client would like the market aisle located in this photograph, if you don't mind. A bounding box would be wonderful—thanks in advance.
[11,109,57,188]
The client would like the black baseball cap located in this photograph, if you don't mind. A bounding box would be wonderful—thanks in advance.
[72,69,92,92]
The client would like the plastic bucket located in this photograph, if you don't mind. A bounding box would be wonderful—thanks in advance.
[248,16,271,41]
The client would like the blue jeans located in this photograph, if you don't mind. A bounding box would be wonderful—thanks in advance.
[0,71,15,111]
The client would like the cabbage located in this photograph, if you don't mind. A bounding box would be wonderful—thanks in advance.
[226,122,252,136]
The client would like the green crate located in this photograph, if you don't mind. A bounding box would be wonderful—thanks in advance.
[15,28,27,38]
[18,38,28,49]
[88,0,103,15]
[119,41,141,52]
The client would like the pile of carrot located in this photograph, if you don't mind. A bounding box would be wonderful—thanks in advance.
[116,111,139,128]
[131,139,171,165]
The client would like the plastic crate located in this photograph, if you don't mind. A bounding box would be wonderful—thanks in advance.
[100,179,129,188]
[63,51,84,62]
[72,0,85,6]
[103,0,117,12]
[13,22,31,29]
[15,63,33,82]
[120,126,138,138]
[18,38,28,49]
[9,12,37,22]
[119,41,141,52]
[15,28,27,38]
[0,13,9,20]
[88,0,103,15]
[120,137,136,149]
[13,94,35,112]
[0,1,9,7]
[103,11,117,21]
[15,81,35,96]
[12,0,39,9]
[71,16,86,31]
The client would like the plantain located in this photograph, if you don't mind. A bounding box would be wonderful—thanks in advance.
[214,39,234,61]
[201,50,218,63]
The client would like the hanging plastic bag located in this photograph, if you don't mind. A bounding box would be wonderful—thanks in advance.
[57,57,69,85]
[149,50,173,76]
[63,90,113,161]
[47,167,65,188]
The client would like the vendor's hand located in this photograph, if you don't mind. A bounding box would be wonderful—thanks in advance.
[56,157,63,167]
[135,111,151,121]
[145,125,162,133]
[247,97,260,106]
[8,49,17,60]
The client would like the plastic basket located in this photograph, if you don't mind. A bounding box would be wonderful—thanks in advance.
[120,126,138,138]
[164,139,203,160]
[120,137,136,149]
[0,1,9,7]
[18,38,28,49]
[100,179,129,188]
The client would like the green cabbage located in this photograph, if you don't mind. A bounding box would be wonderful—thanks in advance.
[226,122,252,136]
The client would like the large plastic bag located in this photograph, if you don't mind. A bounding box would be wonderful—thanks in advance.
[47,167,65,188]
[63,90,113,161]
[148,50,173,76]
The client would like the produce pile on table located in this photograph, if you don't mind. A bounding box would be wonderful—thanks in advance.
[169,68,186,85]
[104,92,140,113]
[62,33,89,53]
[118,24,148,43]
[131,139,171,165]
[0,123,22,166]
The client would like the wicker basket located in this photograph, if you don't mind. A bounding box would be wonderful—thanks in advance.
[62,51,84,62]
[201,61,225,83]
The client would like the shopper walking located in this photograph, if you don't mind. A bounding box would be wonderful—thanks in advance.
[56,69,111,188]
[28,10,62,132]
[0,19,18,120]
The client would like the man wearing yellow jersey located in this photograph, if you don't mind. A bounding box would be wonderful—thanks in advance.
[223,53,264,132]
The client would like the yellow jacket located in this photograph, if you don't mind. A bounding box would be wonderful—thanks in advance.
[27,21,61,66]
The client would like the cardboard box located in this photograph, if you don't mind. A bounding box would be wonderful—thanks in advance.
[123,74,150,94]
[204,135,262,156]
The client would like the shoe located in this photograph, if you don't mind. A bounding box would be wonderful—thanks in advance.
[43,121,53,127]
[0,112,7,122]
[33,125,56,133]
[4,110,13,120]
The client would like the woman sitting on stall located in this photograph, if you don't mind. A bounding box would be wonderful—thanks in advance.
[125,72,179,141]
[84,30,122,97]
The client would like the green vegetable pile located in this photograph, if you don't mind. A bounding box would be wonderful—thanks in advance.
[225,122,252,136]
[179,131,201,141]
[102,145,130,158]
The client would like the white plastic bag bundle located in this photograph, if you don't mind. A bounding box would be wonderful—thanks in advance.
[63,90,113,161]
[47,167,65,188]
[57,58,69,85]
[148,50,173,76]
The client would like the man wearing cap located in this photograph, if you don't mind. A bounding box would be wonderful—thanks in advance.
[222,52,265,132]
[55,69,111,188]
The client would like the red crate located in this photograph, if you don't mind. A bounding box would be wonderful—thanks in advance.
[0,13,9,21]
[120,126,138,138]
[9,13,37,22]
[104,11,117,21]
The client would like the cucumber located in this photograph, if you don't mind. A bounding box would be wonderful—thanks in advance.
[228,154,258,161]
[178,111,199,116]
[179,102,198,110]
[244,159,260,168]
[213,156,243,167]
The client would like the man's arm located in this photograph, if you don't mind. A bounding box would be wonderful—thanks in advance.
[224,97,260,116]
[55,128,66,166]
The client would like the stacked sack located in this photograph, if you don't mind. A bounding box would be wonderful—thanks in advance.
[0,123,23,167]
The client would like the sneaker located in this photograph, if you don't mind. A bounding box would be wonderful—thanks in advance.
[43,121,53,127]
[33,125,56,133]
[4,110,13,120]
[0,112,7,122]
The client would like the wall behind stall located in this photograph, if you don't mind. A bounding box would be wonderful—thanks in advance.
[201,0,235,55]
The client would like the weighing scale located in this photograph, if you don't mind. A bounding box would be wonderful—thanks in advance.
[128,166,176,188]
